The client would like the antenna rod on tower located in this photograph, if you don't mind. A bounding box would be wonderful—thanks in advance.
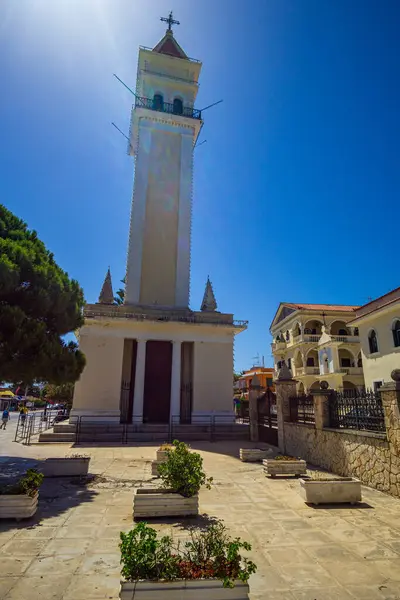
[111,122,130,144]
[200,99,223,112]
[113,74,137,98]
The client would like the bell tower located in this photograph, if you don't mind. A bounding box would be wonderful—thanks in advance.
[125,12,203,308]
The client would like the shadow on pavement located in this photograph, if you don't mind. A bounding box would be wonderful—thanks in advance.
[0,456,98,532]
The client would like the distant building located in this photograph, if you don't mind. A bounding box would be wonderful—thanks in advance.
[349,286,400,390]
[237,367,275,399]
[270,303,365,394]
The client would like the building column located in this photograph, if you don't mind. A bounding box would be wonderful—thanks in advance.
[132,339,147,422]
[275,363,297,453]
[170,340,182,422]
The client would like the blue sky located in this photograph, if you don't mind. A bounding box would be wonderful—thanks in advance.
[0,0,399,370]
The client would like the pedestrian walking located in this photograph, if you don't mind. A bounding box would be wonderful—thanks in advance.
[1,408,10,430]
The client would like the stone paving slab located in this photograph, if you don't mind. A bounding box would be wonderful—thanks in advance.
[1,429,400,599]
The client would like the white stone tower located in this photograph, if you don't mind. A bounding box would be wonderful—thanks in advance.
[70,14,247,428]
[125,14,202,308]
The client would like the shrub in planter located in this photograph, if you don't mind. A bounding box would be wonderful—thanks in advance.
[158,440,212,498]
[0,469,44,519]
[134,441,212,519]
[119,520,256,596]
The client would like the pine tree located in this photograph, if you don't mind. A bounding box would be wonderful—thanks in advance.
[0,205,86,384]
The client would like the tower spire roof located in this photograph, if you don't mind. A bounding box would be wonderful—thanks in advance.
[201,276,218,312]
[152,12,188,59]
[98,267,114,305]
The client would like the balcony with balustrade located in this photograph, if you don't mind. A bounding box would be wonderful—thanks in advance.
[135,95,202,120]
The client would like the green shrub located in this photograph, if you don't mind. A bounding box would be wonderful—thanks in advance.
[120,520,257,588]
[0,469,44,497]
[157,440,212,498]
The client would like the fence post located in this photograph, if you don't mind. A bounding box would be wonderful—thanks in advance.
[381,370,400,453]
[249,375,260,443]
[275,363,297,453]
[311,380,332,430]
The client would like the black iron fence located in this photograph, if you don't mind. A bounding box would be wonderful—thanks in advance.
[329,389,385,432]
[289,395,315,424]
[135,96,202,120]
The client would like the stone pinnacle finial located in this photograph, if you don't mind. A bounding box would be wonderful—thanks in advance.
[278,362,293,381]
[201,276,217,312]
[98,267,114,305]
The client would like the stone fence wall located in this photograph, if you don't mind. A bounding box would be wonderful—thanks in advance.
[275,370,400,497]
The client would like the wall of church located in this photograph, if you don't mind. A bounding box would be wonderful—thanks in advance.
[72,331,124,419]
[139,128,181,306]
[192,341,233,414]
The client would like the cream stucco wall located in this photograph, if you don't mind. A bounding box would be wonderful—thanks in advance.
[355,304,400,389]
[192,340,234,415]
[72,331,124,420]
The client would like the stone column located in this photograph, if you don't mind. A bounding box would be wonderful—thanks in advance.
[132,339,147,422]
[381,370,400,456]
[311,380,331,430]
[249,374,261,443]
[275,363,297,453]
[170,340,182,422]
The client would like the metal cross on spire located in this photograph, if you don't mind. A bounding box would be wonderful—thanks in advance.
[160,11,180,32]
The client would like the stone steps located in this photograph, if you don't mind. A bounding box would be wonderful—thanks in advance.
[38,424,249,444]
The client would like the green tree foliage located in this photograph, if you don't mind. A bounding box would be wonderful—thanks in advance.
[158,440,213,498]
[114,277,125,305]
[44,382,74,403]
[0,205,85,384]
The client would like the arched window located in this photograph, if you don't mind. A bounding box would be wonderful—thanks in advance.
[306,356,315,367]
[285,330,290,341]
[338,328,348,336]
[368,330,379,354]
[277,361,282,370]
[153,93,164,111]
[173,97,183,114]
[393,320,400,348]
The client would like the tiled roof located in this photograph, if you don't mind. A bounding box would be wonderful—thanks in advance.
[349,286,400,322]
[284,303,359,312]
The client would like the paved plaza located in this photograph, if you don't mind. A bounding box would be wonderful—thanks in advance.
[1,421,400,599]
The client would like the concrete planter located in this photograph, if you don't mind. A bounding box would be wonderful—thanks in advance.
[41,457,90,477]
[156,448,173,462]
[240,448,272,462]
[0,492,38,519]
[120,580,249,599]
[133,489,199,519]
[151,461,162,477]
[263,459,307,477]
[299,477,362,505]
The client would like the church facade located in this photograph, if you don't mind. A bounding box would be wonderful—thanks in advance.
[71,17,247,426]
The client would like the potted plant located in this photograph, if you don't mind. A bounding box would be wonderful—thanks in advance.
[134,440,212,519]
[0,469,43,519]
[119,520,256,599]
[263,454,307,477]
[299,476,362,505]
[41,454,90,477]
[239,448,273,462]
[152,444,175,476]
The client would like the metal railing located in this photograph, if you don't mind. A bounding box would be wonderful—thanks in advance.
[84,307,247,329]
[74,414,248,445]
[289,395,315,424]
[329,390,385,432]
[14,410,61,445]
[135,96,202,120]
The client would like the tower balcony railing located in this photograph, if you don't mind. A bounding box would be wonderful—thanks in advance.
[135,96,202,120]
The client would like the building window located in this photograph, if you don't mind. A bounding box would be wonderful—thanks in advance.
[306,357,315,367]
[277,361,282,370]
[354,327,359,336]
[173,97,183,114]
[373,381,383,392]
[153,93,164,111]
[357,356,362,367]
[393,320,400,348]
[287,358,292,370]
[341,358,351,368]
[368,330,379,354]
[285,330,290,341]
[338,328,348,336]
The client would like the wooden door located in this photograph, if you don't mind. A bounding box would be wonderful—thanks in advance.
[143,340,172,424]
